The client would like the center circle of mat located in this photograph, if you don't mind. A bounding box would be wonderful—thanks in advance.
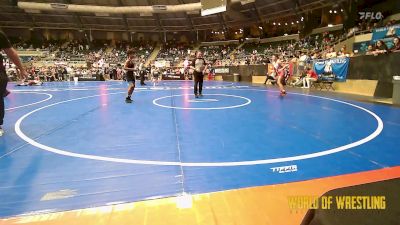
[152,94,252,110]
[14,89,384,167]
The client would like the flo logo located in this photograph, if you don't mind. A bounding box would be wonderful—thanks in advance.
[359,12,383,20]
[271,165,298,173]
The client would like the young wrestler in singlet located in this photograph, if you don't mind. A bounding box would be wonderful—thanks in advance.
[124,49,136,103]
[271,54,288,96]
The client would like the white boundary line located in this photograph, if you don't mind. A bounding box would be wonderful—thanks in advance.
[9,82,124,92]
[188,99,219,103]
[14,88,384,167]
[5,92,53,111]
[153,94,251,110]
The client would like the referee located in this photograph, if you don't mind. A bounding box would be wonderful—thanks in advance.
[191,51,207,98]
[0,30,28,136]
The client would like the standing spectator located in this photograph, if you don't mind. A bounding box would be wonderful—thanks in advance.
[116,66,122,80]
[111,67,117,80]
[138,59,146,85]
[0,30,28,136]
[298,52,308,75]
[183,57,190,80]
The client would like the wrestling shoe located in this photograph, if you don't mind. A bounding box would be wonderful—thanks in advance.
[280,90,287,96]
[0,127,4,137]
[125,96,133,103]
[3,89,10,97]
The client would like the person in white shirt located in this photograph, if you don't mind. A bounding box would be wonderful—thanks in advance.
[151,66,160,85]
[298,52,308,74]
[325,47,337,59]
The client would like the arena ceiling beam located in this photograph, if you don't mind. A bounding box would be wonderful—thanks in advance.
[62,0,85,31]
[244,0,292,12]
[17,1,202,14]
[117,0,129,32]
[290,0,302,15]
[1,0,348,32]
[257,0,346,22]
[177,0,195,31]
[17,0,247,14]
[146,0,164,32]
[217,13,228,33]
[251,2,264,27]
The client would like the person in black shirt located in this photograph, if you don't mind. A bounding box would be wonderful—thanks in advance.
[124,49,136,103]
[138,59,146,86]
[62,67,68,81]
[191,51,208,98]
[0,30,28,136]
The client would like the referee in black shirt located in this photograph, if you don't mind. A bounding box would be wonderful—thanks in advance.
[0,30,28,136]
[191,51,208,98]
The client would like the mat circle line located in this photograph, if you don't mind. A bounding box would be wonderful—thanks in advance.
[14,88,383,167]
[5,92,53,111]
[153,94,251,110]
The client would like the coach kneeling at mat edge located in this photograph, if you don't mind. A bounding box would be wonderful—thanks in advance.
[191,51,208,98]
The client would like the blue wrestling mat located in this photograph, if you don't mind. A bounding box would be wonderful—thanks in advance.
[0,80,399,217]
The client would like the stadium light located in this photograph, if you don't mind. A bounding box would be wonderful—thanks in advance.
[273,22,276,25]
